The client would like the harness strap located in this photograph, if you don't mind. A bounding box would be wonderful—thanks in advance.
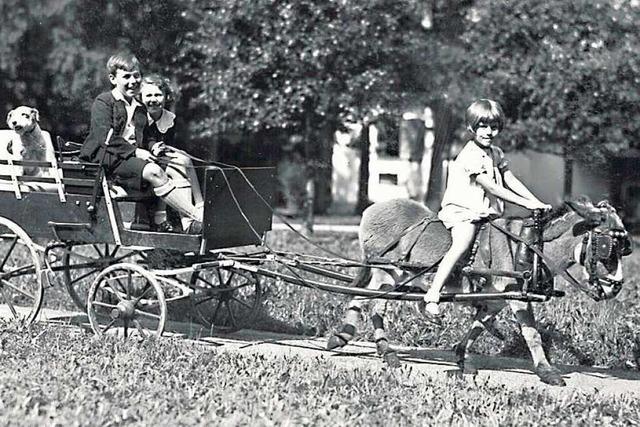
[374,216,434,260]
[488,221,602,299]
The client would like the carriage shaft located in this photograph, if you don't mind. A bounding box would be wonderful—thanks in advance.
[230,262,548,302]
[462,266,531,280]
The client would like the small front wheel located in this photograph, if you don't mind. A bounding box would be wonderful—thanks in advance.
[87,263,166,338]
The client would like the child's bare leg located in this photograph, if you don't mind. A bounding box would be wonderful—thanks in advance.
[423,222,476,315]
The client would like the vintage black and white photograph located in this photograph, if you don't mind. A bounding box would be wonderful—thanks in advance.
[0,0,639,425]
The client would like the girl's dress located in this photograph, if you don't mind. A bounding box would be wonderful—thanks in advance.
[438,140,509,229]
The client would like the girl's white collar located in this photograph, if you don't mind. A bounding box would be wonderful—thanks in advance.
[148,109,175,133]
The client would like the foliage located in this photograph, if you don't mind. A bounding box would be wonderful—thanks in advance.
[0,0,189,140]
[1,323,639,425]
[447,0,640,162]
[175,0,436,140]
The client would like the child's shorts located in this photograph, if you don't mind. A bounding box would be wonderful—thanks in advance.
[110,156,149,191]
[438,205,488,229]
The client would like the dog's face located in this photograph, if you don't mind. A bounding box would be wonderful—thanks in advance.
[7,106,39,135]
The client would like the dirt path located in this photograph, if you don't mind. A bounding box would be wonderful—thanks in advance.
[6,307,640,398]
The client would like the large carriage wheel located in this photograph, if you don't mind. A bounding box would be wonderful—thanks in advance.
[190,267,263,332]
[63,244,144,312]
[87,263,166,338]
[0,217,44,324]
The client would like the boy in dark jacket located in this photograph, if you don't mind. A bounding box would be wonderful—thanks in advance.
[80,52,202,233]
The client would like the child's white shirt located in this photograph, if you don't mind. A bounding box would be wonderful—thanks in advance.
[111,89,143,145]
[438,140,508,228]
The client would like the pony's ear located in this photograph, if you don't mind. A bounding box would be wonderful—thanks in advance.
[6,110,13,127]
[566,196,603,224]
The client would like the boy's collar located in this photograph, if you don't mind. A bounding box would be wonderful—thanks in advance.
[111,88,142,108]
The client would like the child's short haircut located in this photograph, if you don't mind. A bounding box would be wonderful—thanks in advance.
[465,99,505,132]
[106,51,141,75]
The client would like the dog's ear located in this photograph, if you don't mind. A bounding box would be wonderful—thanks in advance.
[6,110,14,128]
[30,108,40,123]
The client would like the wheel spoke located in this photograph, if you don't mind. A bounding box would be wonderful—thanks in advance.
[132,319,149,338]
[212,299,223,321]
[132,283,152,305]
[0,236,18,270]
[125,270,132,299]
[134,309,161,321]
[101,318,117,334]
[230,296,252,310]
[0,278,35,300]
[225,302,236,327]
[92,300,117,310]
[194,295,216,306]
[0,287,19,318]
[103,280,124,302]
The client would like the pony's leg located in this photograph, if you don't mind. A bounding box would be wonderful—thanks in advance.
[453,303,504,374]
[508,299,566,386]
[370,300,400,367]
[326,269,387,350]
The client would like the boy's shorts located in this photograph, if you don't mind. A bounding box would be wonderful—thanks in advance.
[110,156,149,191]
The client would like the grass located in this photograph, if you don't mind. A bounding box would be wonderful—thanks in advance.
[2,229,640,425]
[1,322,639,426]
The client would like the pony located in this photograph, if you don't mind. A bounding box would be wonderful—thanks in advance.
[326,196,631,386]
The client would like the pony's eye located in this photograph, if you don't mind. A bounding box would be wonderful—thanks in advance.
[22,113,29,118]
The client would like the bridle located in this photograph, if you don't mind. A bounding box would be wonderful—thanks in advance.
[490,204,632,301]
[576,224,631,298]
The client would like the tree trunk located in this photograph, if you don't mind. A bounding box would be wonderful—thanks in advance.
[425,101,454,211]
[356,122,371,214]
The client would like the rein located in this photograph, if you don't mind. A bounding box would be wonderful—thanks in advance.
[488,220,606,300]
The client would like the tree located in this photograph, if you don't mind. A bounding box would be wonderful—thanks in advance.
[175,0,438,214]
[0,0,189,141]
[448,0,640,163]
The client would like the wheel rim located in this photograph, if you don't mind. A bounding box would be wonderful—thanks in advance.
[190,267,263,332]
[63,245,143,312]
[87,263,166,338]
[0,218,44,324]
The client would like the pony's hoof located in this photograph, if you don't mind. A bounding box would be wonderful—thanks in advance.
[383,351,401,368]
[326,334,348,350]
[535,365,566,386]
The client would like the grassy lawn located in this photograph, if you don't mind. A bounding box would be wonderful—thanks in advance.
[1,229,639,425]
[1,323,639,426]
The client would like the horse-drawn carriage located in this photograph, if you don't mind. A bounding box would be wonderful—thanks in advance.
[0,134,633,386]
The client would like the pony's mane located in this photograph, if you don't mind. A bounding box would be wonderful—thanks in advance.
[543,204,576,242]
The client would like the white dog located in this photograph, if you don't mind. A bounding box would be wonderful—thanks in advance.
[5,106,56,177]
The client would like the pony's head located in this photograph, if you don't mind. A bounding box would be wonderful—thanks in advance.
[565,196,632,300]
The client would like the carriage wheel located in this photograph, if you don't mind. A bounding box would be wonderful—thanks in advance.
[0,217,44,324]
[190,267,263,332]
[63,245,144,312]
[87,263,166,338]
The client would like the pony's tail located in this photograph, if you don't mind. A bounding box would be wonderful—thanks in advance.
[351,265,372,288]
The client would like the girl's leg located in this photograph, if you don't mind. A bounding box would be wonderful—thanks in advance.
[142,163,202,231]
[423,222,476,316]
[165,153,204,230]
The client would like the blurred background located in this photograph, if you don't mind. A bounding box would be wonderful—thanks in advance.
[1,0,639,229]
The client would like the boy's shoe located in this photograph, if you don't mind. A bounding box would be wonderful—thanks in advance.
[185,220,203,235]
[154,221,175,233]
